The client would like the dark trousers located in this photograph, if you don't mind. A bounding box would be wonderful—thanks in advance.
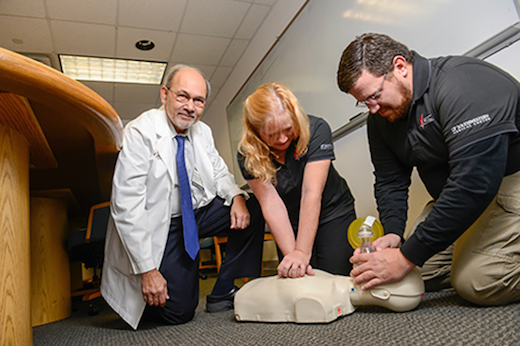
[144,195,265,325]
[310,212,356,275]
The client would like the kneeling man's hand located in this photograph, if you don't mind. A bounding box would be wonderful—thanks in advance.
[230,195,250,230]
[141,269,170,307]
[350,248,415,290]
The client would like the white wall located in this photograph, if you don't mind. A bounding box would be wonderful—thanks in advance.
[203,0,307,167]
[223,0,520,232]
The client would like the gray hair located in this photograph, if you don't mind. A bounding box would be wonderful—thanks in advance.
[162,64,211,99]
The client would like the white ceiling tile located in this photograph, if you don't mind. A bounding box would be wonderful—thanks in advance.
[114,83,162,103]
[235,3,270,39]
[45,0,117,25]
[203,86,219,110]
[207,89,218,104]
[0,16,53,52]
[181,0,250,37]
[114,101,159,121]
[118,0,187,31]
[209,86,220,100]
[117,27,176,61]
[209,66,232,89]
[171,34,230,65]
[254,0,276,5]
[0,0,46,17]
[80,81,115,104]
[0,0,280,134]
[220,39,249,66]
[194,64,217,82]
[51,21,116,56]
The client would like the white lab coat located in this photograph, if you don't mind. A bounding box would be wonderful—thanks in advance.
[101,108,244,329]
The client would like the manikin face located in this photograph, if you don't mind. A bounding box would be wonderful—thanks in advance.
[160,68,207,134]
[259,111,295,153]
[349,58,413,122]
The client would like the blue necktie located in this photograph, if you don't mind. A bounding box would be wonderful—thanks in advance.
[175,136,199,260]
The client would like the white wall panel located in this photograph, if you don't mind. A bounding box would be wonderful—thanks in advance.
[227,0,520,229]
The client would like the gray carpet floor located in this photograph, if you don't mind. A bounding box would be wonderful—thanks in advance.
[33,272,520,346]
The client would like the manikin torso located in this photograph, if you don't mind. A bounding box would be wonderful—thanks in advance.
[234,216,425,324]
[234,268,424,323]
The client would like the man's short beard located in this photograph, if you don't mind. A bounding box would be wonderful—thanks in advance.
[388,80,413,122]
[166,94,197,131]
[398,80,413,118]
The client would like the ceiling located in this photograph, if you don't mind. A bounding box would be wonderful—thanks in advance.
[0,0,280,123]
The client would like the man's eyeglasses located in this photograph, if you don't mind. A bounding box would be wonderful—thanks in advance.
[167,87,206,108]
[356,73,387,108]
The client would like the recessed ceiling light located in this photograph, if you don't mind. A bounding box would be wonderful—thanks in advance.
[59,55,167,84]
[136,40,155,51]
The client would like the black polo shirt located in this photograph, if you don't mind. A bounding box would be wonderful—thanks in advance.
[238,115,355,228]
[368,52,520,266]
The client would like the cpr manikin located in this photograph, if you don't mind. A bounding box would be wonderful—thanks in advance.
[234,216,425,323]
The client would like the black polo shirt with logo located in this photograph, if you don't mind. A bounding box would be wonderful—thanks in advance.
[368,52,520,266]
[238,115,355,229]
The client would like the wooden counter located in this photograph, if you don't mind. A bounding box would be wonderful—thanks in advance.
[0,47,123,344]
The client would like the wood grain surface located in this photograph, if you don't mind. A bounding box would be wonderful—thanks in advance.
[0,125,32,346]
[30,197,71,327]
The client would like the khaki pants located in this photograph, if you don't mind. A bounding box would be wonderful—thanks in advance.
[406,170,520,306]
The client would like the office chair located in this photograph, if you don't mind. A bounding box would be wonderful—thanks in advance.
[68,202,110,314]
[199,237,219,279]
[199,233,275,282]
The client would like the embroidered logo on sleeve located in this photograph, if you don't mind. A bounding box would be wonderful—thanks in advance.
[451,114,491,135]
[320,144,333,150]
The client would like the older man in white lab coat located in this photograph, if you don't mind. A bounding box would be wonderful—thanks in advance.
[101,64,264,330]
